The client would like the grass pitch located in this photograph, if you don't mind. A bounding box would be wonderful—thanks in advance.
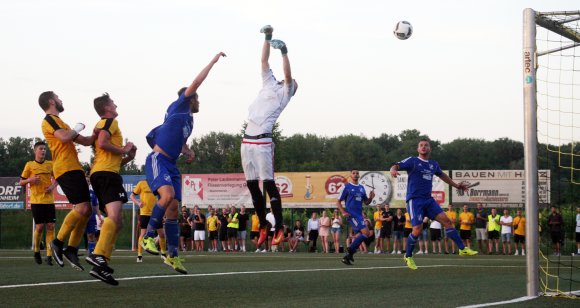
[0,250,578,307]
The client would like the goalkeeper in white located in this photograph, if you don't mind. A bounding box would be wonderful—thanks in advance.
[241,25,298,249]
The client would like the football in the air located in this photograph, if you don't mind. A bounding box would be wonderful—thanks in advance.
[393,21,413,40]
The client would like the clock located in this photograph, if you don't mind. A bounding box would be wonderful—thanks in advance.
[359,171,393,206]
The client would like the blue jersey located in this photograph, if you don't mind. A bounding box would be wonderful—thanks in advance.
[397,156,443,201]
[338,183,368,217]
[146,93,194,160]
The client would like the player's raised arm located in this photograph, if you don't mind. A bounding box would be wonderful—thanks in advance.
[389,164,400,178]
[438,172,468,191]
[260,25,273,71]
[184,52,226,97]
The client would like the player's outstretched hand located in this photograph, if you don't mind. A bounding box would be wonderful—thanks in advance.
[212,52,227,64]
[368,190,375,200]
[390,169,400,178]
[270,39,288,55]
[456,181,470,192]
[260,25,273,34]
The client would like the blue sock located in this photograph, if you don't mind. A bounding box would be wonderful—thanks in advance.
[445,228,465,250]
[146,205,166,238]
[405,234,418,257]
[164,219,179,257]
[348,234,368,254]
[87,240,96,255]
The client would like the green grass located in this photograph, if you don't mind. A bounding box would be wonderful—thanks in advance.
[0,250,579,307]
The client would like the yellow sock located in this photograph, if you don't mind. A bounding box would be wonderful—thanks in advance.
[68,214,89,248]
[159,236,167,254]
[46,229,55,256]
[138,235,144,256]
[56,210,83,242]
[94,218,118,259]
[33,229,42,253]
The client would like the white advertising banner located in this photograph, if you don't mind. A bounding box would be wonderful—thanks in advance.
[451,170,550,204]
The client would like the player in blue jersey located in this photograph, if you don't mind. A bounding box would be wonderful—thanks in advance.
[141,52,226,274]
[85,169,101,255]
[390,138,477,270]
[337,169,375,265]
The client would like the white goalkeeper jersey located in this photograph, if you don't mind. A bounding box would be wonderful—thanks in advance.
[245,69,295,137]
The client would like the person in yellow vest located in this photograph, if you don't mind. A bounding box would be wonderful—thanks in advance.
[131,180,167,263]
[250,212,260,252]
[227,206,240,251]
[20,141,58,266]
[459,204,475,249]
[512,209,526,256]
[206,208,219,252]
[487,208,501,254]
[373,205,383,254]
[445,204,458,254]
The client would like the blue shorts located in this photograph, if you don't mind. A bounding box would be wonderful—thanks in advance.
[145,152,182,201]
[406,197,443,227]
[346,214,367,234]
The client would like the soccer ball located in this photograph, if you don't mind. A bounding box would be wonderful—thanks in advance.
[393,21,413,40]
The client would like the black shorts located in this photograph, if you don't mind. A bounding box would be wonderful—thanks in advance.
[219,229,228,241]
[430,228,442,241]
[268,230,275,237]
[460,230,472,240]
[180,227,191,239]
[209,231,218,240]
[488,230,500,240]
[514,234,525,244]
[551,231,563,244]
[90,171,128,212]
[404,228,412,238]
[227,228,238,239]
[576,232,580,243]
[31,204,56,224]
[139,215,151,229]
[250,231,259,239]
[57,170,90,205]
[380,228,391,239]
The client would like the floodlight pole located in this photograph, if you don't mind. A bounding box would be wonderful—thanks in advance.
[523,8,539,298]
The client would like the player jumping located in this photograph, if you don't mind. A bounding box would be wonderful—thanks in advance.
[242,25,298,249]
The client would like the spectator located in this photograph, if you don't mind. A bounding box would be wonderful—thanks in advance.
[474,203,489,254]
[403,211,412,253]
[575,207,580,256]
[392,208,405,254]
[417,217,429,254]
[459,204,475,249]
[445,204,458,254]
[206,208,218,252]
[373,205,383,254]
[307,212,320,253]
[362,212,375,254]
[499,209,513,255]
[237,206,249,253]
[251,212,260,252]
[430,219,443,254]
[227,206,239,252]
[289,220,305,252]
[380,204,393,254]
[189,206,206,252]
[512,209,526,256]
[217,208,229,252]
[319,210,331,253]
[331,210,343,254]
[487,208,501,255]
[547,206,564,256]
[266,208,276,252]
[179,207,191,251]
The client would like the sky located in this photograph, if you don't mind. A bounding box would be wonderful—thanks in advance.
[0,0,577,166]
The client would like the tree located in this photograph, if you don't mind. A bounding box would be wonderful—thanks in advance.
[0,137,41,176]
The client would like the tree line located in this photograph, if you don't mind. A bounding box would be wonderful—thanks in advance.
[1,128,577,204]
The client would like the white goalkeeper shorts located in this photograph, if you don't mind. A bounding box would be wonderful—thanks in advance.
[241,140,275,181]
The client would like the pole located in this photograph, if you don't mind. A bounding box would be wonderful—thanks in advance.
[523,8,539,297]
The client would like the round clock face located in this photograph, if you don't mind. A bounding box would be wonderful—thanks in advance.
[359,171,393,206]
